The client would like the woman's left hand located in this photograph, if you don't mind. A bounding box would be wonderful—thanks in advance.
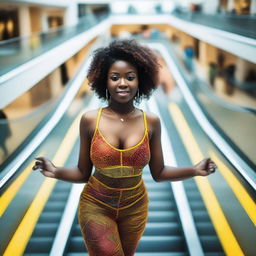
[194,158,217,176]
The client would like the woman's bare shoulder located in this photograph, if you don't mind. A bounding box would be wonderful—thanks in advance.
[81,109,99,120]
[80,108,100,131]
[144,111,161,133]
[145,111,160,123]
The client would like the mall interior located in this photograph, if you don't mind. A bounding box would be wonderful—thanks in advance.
[0,0,255,255]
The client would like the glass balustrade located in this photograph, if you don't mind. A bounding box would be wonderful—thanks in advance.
[0,13,109,76]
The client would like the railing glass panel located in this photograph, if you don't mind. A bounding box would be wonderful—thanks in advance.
[0,13,109,76]
[150,37,256,169]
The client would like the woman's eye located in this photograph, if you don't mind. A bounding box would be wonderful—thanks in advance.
[127,76,135,81]
[110,76,119,81]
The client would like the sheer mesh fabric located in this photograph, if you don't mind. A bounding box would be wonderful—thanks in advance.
[90,126,150,169]
[79,108,150,256]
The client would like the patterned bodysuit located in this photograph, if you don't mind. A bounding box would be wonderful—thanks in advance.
[78,107,151,256]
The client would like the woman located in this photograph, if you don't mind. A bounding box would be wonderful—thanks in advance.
[33,39,217,256]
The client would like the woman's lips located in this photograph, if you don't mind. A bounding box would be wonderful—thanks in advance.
[117,91,130,96]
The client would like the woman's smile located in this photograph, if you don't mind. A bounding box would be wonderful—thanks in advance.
[116,91,130,97]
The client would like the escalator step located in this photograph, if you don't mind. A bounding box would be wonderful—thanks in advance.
[55,181,71,188]
[33,223,59,236]
[143,222,181,236]
[137,236,186,252]
[68,236,185,252]
[200,236,224,252]
[68,237,86,252]
[185,193,202,200]
[39,212,62,223]
[145,182,171,189]
[25,237,53,253]
[149,201,175,211]
[148,211,178,222]
[136,253,188,256]
[204,253,225,256]
[196,222,217,235]
[24,254,49,256]
[193,210,211,222]
[188,201,205,210]
[49,193,69,201]
[148,191,173,201]
[66,253,188,256]
[44,201,66,211]
[66,254,89,256]
[55,185,71,192]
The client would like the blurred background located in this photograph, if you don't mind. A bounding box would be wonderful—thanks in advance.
[0,1,255,255]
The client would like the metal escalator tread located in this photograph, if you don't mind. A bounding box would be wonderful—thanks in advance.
[183,179,225,254]
[24,181,72,254]
[67,254,187,256]
[64,170,188,255]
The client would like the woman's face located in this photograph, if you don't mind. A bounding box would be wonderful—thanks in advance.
[107,60,138,103]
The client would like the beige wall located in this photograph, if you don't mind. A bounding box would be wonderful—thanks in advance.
[180,32,194,49]
[199,42,218,66]
[30,7,41,33]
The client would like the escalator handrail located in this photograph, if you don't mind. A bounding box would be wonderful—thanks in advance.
[147,96,204,256]
[148,41,256,191]
[49,95,100,256]
[0,53,93,189]
[0,13,109,46]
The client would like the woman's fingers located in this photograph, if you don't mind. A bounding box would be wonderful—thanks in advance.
[208,161,217,173]
[33,165,39,170]
[35,156,46,161]
[33,157,47,170]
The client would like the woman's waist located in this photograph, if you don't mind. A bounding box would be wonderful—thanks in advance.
[81,175,147,209]
[92,167,143,189]
[95,166,142,177]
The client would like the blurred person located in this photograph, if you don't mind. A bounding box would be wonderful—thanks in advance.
[184,46,194,72]
[33,39,217,256]
[0,110,11,157]
[140,25,151,39]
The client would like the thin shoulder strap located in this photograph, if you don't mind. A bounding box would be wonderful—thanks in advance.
[95,108,102,130]
[142,110,148,133]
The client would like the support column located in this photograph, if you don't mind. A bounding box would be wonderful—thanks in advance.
[41,10,49,33]
[64,3,78,27]
[18,5,31,37]
[203,0,219,14]
[18,5,31,56]
[198,41,218,80]
[30,7,42,34]
[235,58,252,83]
[199,42,218,66]
[48,68,63,98]
[227,0,235,12]
[180,32,194,49]
[250,0,256,14]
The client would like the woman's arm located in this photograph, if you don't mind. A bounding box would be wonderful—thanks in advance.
[33,113,93,183]
[148,114,217,182]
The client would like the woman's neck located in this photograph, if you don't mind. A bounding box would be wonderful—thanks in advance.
[108,100,135,114]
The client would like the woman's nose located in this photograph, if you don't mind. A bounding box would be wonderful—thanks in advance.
[120,77,127,85]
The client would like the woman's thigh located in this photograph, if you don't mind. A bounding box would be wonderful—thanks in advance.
[79,199,125,256]
[117,196,149,256]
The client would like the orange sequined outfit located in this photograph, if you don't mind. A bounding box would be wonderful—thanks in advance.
[78,107,151,256]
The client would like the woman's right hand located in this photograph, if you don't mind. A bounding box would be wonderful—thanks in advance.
[32,156,57,178]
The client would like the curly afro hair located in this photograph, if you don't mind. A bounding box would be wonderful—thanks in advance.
[87,39,160,102]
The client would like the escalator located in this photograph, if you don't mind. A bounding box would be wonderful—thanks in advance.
[183,179,224,255]
[21,95,226,256]
[2,37,255,256]
[24,181,72,255]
